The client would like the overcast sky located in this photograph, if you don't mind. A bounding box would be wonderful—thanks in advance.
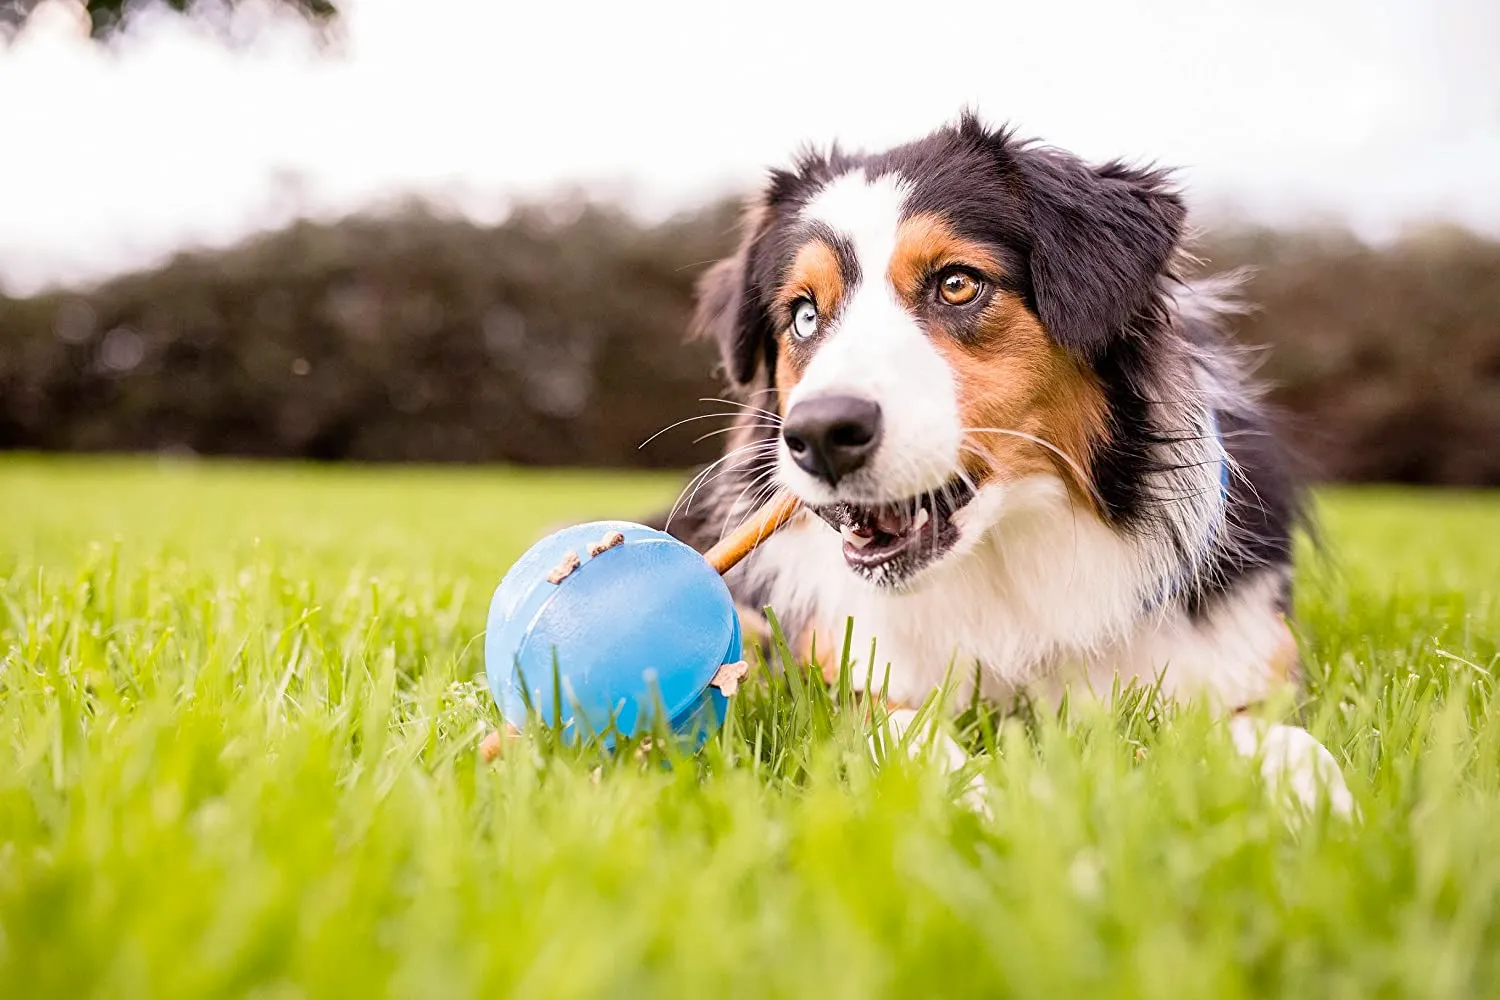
[1,0,1497,294]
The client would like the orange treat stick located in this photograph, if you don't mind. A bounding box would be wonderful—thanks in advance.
[703,492,802,575]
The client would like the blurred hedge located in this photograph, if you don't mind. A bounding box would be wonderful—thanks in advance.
[0,201,738,469]
[1207,224,1500,485]
[2,202,1497,483]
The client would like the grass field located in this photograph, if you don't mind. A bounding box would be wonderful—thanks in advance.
[2,456,1498,998]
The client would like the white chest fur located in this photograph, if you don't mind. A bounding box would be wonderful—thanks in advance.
[735,474,1290,712]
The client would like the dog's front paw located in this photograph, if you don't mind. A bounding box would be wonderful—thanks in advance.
[1229,717,1355,819]
[875,707,991,816]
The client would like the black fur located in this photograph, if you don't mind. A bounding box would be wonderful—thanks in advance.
[1016,154,1186,359]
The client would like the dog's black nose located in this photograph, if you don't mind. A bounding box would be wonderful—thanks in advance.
[782,395,883,486]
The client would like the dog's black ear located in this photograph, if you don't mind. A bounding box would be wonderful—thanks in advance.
[690,205,772,386]
[1017,149,1186,356]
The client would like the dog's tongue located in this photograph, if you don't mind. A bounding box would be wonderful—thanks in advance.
[873,504,912,536]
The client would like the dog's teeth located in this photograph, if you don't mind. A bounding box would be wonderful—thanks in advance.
[913,507,930,531]
[841,525,873,549]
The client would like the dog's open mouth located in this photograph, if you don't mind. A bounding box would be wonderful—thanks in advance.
[813,479,976,585]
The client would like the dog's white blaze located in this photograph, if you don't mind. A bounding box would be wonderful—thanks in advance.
[779,171,962,504]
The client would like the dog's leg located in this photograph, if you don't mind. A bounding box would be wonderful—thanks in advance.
[1228,715,1354,818]
[875,707,991,815]
[878,707,970,772]
[871,708,1353,819]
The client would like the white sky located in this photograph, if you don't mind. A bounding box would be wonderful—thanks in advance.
[1,0,1497,294]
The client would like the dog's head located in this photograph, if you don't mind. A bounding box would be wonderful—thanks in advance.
[694,115,1187,589]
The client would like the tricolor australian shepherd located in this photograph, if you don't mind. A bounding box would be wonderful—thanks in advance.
[666,114,1351,814]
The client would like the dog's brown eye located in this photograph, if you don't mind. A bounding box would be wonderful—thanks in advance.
[938,271,982,306]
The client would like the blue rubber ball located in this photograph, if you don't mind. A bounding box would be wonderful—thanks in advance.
[484,520,740,745]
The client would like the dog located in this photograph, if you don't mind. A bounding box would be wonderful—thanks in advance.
[656,114,1353,815]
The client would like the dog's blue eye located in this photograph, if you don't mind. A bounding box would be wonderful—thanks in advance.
[792,299,819,340]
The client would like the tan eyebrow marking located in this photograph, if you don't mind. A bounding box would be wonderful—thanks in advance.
[887,212,1005,303]
[775,238,845,317]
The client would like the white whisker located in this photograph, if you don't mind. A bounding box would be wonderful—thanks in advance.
[668,441,779,530]
[692,423,782,445]
[665,440,778,529]
[698,396,783,422]
[963,427,1103,508]
[638,411,756,451]
[719,467,782,542]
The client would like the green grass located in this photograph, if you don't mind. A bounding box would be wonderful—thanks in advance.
[2,456,1498,999]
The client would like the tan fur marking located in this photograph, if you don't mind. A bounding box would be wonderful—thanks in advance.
[796,623,839,685]
[888,213,1004,303]
[777,240,845,319]
[935,295,1109,509]
[774,339,803,416]
[1269,615,1301,684]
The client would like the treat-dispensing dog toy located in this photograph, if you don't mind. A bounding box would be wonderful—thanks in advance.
[480,493,801,759]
